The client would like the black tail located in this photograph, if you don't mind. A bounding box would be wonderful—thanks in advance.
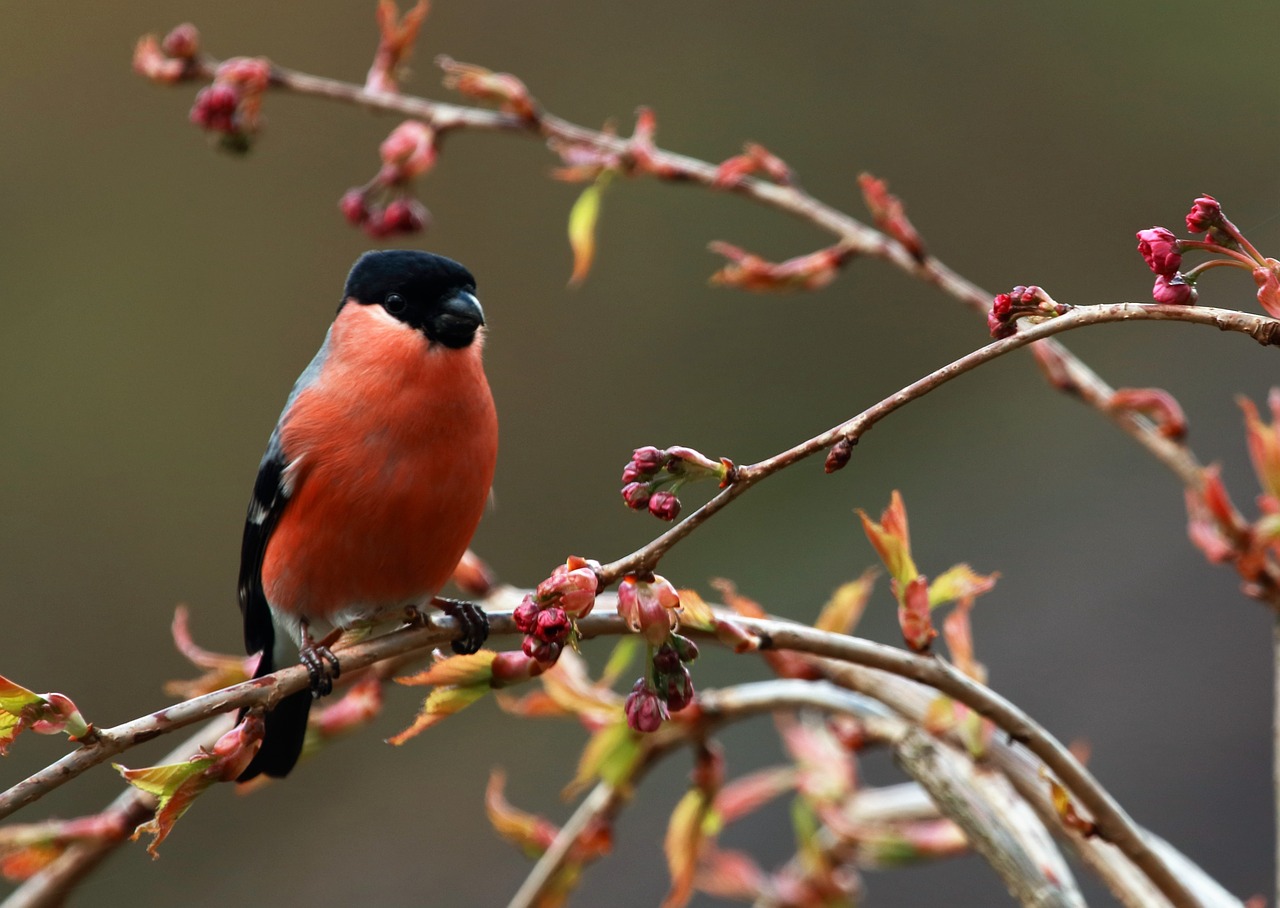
[236,650,312,782]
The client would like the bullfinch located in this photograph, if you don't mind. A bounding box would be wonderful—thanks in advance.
[236,250,498,781]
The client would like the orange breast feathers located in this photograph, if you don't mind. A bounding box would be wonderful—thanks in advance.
[261,303,498,622]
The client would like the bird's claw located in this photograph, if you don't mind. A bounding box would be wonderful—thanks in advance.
[433,597,490,655]
[300,640,340,699]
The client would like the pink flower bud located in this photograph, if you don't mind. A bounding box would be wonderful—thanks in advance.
[632,446,666,475]
[624,679,668,733]
[534,607,571,644]
[512,595,540,634]
[621,481,651,510]
[671,634,699,663]
[663,667,695,712]
[617,575,681,645]
[991,293,1014,318]
[651,575,681,610]
[824,438,854,474]
[381,197,429,235]
[536,557,598,618]
[988,309,1015,339]
[1253,264,1280,318]
[190,84,239,132]
[521,635,562,665]
[379,120,438,182]
[363,206,392,239]
[492,651,544,687]
[161,23,200,60]
[340,189,370,226]
[653,643,682,675]
[647,490,681,521]
[1152,273,1197,306]
[621,462,644,484]
[1136,227,1182,277]
[1185,195,1223,234]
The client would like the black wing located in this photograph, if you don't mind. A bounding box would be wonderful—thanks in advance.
[238,430,290,658]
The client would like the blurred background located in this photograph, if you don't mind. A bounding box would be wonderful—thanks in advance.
[3,2,1279,905]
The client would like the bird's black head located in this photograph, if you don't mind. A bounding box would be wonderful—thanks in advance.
[341,250,484,349]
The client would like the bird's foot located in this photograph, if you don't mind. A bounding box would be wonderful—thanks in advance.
[431,597,490,655]
[300,626,341,699]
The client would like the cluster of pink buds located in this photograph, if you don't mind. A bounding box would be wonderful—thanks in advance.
[512,556,600,665]
[624,634,699,733]
[1137,195,1280,317]
[987,285,1073,339]
[189,57,272,153]
[621,445,734,522]
[341,120,438,238]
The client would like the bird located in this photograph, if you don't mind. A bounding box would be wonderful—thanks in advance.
[235,249,498,781]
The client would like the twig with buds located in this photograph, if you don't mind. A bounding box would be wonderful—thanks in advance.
[134,17,1235,510]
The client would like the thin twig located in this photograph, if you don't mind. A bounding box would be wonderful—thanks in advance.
[505,782,613,908]
[506,720,686,908]
[599,302,1280,581]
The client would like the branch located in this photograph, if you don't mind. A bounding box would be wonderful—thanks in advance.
[723,617,1203,908]
[699,681,1083,907]
[599,301,1279,581]
[0,612,479,822]
[807,652,1241,908]
[2,714,234,908]
[1,596,1220,907]
[892,726,1083,908]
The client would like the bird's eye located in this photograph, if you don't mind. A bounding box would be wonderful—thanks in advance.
[385,293,407,314]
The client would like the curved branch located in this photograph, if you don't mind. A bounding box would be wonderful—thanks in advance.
[700,681,1086,908]
[2,599,1210,907]
[600,302,1280,580]
[727,616,1200,908]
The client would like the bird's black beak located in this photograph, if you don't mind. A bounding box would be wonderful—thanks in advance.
[430,290,485,348]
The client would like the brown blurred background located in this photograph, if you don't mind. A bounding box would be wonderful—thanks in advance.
[3,2,1279,905]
